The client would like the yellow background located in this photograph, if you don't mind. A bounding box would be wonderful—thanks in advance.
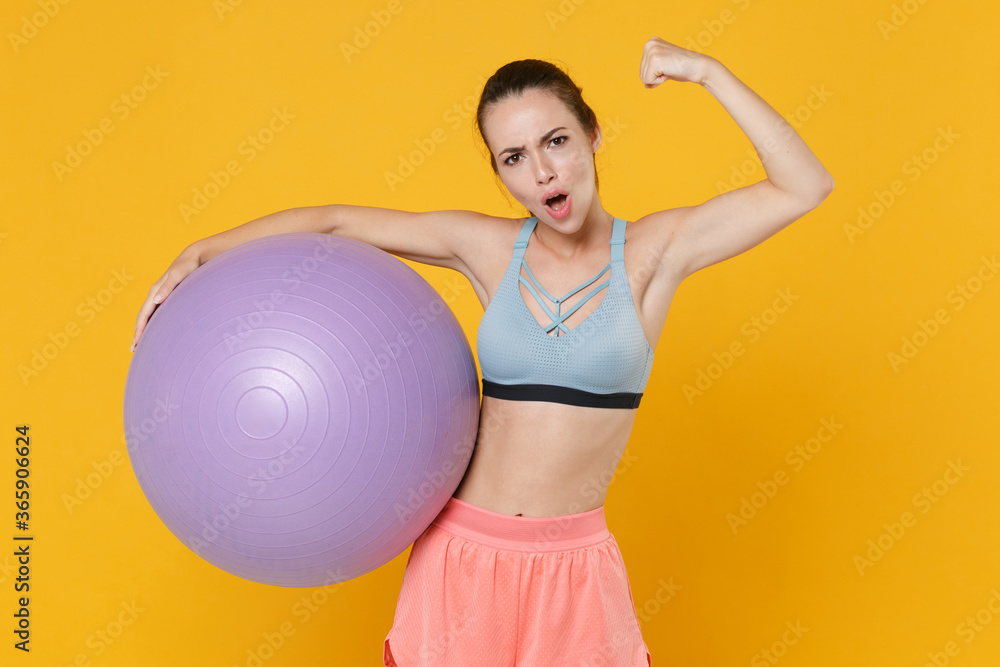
[3,0,999,665]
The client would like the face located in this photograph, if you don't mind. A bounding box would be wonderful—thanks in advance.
[482,88,601,228]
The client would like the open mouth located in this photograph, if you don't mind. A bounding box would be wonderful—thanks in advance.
[545,193,568,211]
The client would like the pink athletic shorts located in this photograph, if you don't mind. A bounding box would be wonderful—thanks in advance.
[383,496,651,666]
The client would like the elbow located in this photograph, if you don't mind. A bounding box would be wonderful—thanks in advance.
[804,173,835,208]
[821,172,835,195]
[771,172,835,209]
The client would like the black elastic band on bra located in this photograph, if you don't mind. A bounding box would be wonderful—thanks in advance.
[481,379,642,410]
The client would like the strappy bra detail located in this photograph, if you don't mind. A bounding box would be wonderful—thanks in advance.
[518,260,611,336]
[476,216,655,409]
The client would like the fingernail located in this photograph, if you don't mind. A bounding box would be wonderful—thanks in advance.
[154,294,163,304]
[130,339,136,352]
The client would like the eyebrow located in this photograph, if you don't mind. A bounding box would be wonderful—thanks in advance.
[497,127,567,158]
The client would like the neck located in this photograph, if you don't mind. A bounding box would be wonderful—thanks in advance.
[534,206,614,260]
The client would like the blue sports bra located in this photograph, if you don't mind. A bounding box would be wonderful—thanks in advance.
[476,216,655,409]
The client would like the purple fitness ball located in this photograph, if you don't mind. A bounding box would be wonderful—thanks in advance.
[124,233,479,587]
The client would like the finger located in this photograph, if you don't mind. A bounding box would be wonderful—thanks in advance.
[133,279,167,343]
[641,38,657,81]
[133,297,159,344]
[641,59,655,86]
[134,263,190,342]
[150,266,187,306]
[641,53,652,85]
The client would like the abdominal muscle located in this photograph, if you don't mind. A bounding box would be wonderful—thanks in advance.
[451,395,638,518]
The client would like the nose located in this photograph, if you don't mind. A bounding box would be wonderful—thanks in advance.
[533,153,555,184]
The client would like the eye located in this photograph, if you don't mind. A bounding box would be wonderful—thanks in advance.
[550,136,568,147]
[503,153,523,166]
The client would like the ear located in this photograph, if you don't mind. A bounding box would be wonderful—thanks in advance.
[590,123,603,153]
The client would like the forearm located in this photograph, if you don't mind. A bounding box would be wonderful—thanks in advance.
[193,206,335,263]
[700,58,834,199]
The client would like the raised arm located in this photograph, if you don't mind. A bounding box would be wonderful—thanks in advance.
[635,37,835,283]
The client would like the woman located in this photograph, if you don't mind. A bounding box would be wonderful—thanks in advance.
[132,37,833,666]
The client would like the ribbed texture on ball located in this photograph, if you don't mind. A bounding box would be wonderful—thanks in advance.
[124,233,479,587]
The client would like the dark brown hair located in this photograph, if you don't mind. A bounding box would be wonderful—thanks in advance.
[476,59,600,194]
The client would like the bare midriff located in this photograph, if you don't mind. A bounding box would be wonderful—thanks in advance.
[451,395,639,518]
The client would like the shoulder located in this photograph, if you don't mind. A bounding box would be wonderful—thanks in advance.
[443,210,525,235]
[401,210,523,266]
[452,212,527,260]
[452,211,528,274]
[448,213,528,302]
